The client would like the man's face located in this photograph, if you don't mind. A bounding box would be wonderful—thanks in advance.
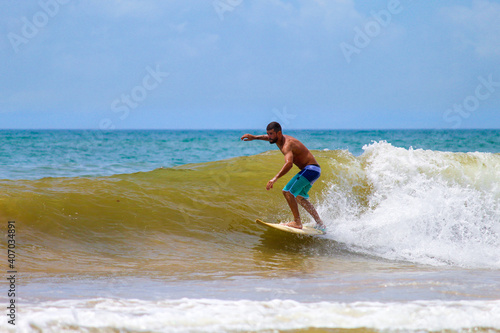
[267,129,279,144]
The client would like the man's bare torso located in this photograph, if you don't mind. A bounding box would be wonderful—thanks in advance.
[277,135,318,170]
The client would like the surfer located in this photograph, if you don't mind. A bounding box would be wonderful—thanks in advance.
[241,122,326,231]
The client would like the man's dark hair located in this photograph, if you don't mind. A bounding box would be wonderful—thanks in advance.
[266,122,282,133]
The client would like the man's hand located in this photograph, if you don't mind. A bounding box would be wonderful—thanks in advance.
[266,177,277,190]
[240,134,255,141]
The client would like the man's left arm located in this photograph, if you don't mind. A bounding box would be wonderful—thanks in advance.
[266,150,294,190]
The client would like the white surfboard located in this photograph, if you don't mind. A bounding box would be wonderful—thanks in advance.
[256,219,325,235]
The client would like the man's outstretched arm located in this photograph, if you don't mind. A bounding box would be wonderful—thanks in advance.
[240,134,269,141]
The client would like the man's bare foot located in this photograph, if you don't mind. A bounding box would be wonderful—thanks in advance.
[280,221,303,229]
[315,223,327,233]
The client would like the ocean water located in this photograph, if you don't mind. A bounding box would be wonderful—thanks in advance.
[0,129,499,332]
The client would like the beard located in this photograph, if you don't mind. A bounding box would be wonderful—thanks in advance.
[269,138,277,144]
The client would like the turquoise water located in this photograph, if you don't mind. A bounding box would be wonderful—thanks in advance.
[1,129,498,179]
[1,129,499,332]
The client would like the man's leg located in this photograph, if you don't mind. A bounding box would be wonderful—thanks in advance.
[296,196,325,228]
[282,190,302,228]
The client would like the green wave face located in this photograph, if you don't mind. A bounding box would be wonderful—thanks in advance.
[1,144,498,275]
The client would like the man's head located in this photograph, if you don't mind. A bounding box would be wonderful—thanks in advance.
[266,122,282,144]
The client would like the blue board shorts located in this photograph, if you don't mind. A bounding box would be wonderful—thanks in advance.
[283,164,321,199]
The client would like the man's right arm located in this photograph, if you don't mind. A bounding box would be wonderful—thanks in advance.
[240,134,269,141]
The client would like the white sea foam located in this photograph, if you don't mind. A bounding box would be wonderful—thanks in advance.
[321,141,500,268]
[4,298,499,332]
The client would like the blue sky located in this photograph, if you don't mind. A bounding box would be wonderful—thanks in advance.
[1,0,499,129]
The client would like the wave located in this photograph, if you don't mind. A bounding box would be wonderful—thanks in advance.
[3,298,499,332]
[322,141,500,268]
[0,142,498,269]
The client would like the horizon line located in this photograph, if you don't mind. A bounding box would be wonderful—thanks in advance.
[0,128,498,131]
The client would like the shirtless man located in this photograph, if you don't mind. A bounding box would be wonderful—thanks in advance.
[241,122,326,231]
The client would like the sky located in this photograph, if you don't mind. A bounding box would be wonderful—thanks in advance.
[1,0,499,129]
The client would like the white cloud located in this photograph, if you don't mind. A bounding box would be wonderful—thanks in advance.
[241,0,360,33]
[297,0,362,32]
[83,0,174,19]
[442,0,500,58]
